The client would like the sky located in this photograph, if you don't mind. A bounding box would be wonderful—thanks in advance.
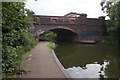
[25,0,108,19]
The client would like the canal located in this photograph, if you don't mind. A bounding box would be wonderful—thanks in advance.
[54,42,120,78]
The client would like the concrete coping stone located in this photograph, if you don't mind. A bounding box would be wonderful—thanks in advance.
[51,50,71,78]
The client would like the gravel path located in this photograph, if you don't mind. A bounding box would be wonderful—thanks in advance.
[17,41,66,78]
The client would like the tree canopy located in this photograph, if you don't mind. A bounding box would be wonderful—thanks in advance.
[101,0,120,44]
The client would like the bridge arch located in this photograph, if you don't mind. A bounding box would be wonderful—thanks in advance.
[36,27,78,42]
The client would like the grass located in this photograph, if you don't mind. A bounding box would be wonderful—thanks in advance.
[21,41,39,61]
[47,42,55,53]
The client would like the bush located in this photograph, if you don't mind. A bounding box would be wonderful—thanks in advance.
[101,36,118,45]
[2,2,38,78]
[39,31,57,43]
[47,42,55,50]
[2,31,37,78]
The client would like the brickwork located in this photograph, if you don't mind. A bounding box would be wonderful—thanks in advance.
[33,12,106,42]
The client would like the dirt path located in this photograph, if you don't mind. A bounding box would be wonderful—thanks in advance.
[17,41,66,78]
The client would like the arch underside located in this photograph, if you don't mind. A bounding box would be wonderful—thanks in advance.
[49,28,77,42]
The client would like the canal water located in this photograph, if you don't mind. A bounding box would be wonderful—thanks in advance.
[54,43,120,78]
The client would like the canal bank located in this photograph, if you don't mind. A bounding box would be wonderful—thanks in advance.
[16,41,66,78]
[51,50,71,78]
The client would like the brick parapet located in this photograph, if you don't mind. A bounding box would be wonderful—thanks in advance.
[33,12,106,42]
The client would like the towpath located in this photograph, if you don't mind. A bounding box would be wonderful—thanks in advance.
[17,41,65,78]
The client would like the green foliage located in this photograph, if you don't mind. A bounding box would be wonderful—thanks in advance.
[101,0,118,14]
[2,2,37,77]
[105,20,118,36]
[101,1,120,44]
[101,36,118,45]
[47,42,56,54]
[108,1,120,37]
[40,31,57,43]
[47,42,55,50]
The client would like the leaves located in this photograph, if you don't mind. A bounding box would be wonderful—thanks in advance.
[40,31,57,42]
[2,2,37,77]
[101,1,120,44]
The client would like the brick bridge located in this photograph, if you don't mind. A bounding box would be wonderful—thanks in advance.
[32,12,106,42]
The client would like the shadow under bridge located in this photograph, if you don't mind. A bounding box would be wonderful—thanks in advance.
[49,28,77,42]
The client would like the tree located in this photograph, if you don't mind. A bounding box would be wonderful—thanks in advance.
[101,0,120,44]
[2,2,37,77]
[40,31,57,42]
[101,0,118,14]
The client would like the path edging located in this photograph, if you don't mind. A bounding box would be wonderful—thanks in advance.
[52,50,71,78]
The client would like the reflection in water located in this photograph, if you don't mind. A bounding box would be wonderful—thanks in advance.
[66,61,109,78]
[55,43,120,78]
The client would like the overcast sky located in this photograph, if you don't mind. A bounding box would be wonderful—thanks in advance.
[25,0,108,19]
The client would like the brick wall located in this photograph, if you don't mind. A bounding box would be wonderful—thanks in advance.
[33,13,106,41]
